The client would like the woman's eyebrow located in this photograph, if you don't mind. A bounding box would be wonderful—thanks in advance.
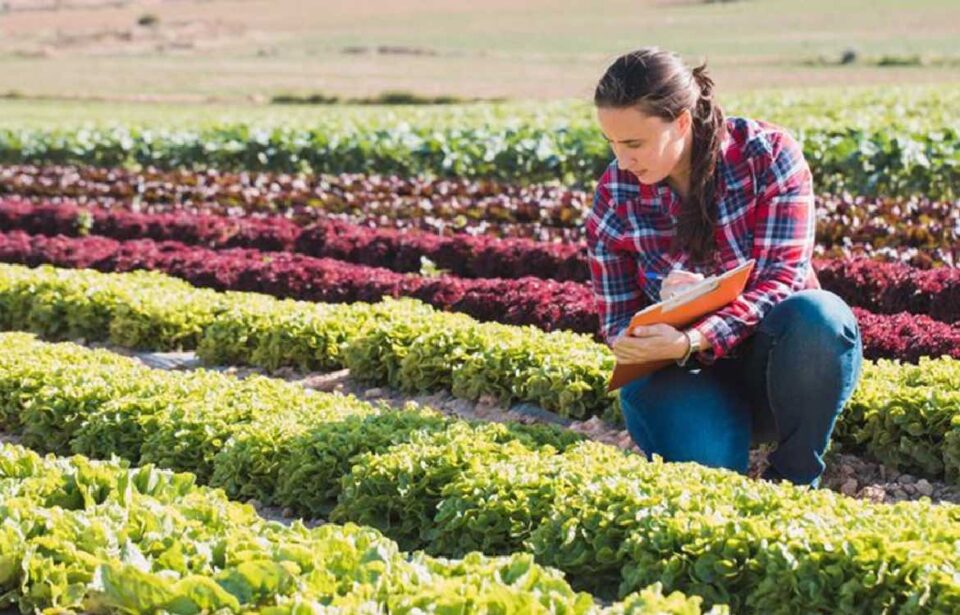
[601,134,645,144]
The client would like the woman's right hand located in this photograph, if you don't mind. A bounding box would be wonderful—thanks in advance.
[660,269,705,301]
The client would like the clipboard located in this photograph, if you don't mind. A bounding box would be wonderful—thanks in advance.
[607,259,756,392]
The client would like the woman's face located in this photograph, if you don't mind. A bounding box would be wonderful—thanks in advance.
[596,106,690,185]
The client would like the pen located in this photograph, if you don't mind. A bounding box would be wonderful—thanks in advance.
[644,262,682,282]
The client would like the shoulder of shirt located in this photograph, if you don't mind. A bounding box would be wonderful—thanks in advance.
[594,159,641,215]
[723,115,800,166]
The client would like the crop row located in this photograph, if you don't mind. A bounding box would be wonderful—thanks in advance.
[814,243,956,270]
[1,333,959,612]
[0,262,613,420]
[814,194,960,267]
[0,198,588,282]
[0,164,583,224]
[0,228,601,336]
[0,440,721,614]
[4,165,959,238]
[6,163,958,262]
[814,258,960,323]
[1,123,958,197]
[3,229,960,362]
[3,162,957,269]
[3,199,960,321]
[2,262,960,482]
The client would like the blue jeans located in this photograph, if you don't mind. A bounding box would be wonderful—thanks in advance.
[619,290,863,487]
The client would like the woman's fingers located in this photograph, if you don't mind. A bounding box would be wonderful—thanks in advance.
[613,334,644,354]
[613,345,647,364]
[663,270,704,287]
[614,325,682,364]
[629,324,671,337]
[661,270,704,300]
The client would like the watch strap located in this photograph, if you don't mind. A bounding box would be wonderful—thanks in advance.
[676,329,700,367]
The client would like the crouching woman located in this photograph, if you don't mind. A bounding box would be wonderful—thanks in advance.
[586,47,864,487]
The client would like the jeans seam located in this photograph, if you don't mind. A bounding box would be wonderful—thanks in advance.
[621,387,657,458]
[761,332,783,444]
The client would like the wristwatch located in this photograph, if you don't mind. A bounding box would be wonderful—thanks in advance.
[676,329,702,367]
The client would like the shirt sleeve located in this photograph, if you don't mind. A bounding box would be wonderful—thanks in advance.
[690,130,816,363]
[586,169,646,346]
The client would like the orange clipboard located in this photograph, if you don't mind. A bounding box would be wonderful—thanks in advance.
[607,259,756,392]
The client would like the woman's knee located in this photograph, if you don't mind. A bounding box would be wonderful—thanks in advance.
[760,289,860,350]
[759,290,864,422]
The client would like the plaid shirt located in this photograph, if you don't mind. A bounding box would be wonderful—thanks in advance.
[586,116,820,364]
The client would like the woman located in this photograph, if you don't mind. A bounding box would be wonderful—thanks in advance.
[586,47,863,487]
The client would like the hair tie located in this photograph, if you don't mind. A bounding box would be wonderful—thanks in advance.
[691,63,714,101]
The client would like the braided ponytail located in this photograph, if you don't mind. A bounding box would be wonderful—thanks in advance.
[678,62,727,264]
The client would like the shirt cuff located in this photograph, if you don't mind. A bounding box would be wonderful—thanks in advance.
[691,315,736,365]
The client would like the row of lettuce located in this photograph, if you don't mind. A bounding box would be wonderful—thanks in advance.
[0,229,600,337]
[1,333,959,613]
[2,198,959,322]
[2,263,960,484]
[0,441,720,614]
[0,197,590,282]
[1,193,956,278]
[3,166,956,268]
[0,123,957,198]
[0,164,580,223]
[2,166,957,248]
[2,228,960,363]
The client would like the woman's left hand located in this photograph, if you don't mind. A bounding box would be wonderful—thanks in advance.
[612,323,689,364]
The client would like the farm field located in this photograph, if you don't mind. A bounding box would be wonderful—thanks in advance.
[2,1,960,611]
[1,87,960,611]
[2,0,960,100]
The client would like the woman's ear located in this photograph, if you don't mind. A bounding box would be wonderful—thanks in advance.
[675,108,693,134]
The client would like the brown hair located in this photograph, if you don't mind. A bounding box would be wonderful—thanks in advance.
[594,47,726,264]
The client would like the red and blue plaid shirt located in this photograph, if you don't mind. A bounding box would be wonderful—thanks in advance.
[586,116,820,364]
